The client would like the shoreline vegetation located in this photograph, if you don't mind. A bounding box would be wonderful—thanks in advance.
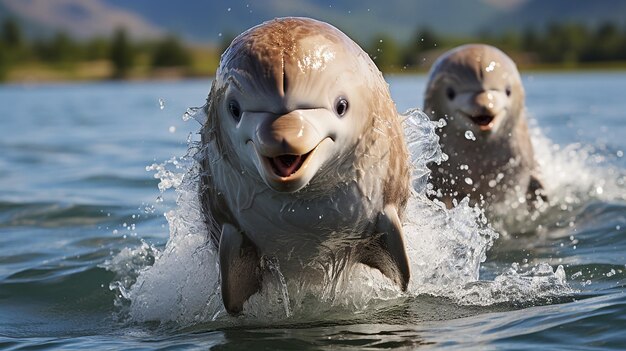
[1,19,626,84]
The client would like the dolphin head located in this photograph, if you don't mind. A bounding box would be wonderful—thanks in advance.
[424,44,525,138]
[205,17,386,193]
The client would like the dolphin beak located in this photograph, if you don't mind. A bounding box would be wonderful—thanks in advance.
[247,109,334,192]
[255,110,323,157]
[461,91,505,132]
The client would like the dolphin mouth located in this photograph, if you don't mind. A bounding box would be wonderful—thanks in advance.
[469,114,495,131]
[249,137,333,192]
[267,151,312,178]
[256,139,329,182]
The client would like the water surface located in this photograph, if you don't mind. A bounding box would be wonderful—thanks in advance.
[1,73,625,349]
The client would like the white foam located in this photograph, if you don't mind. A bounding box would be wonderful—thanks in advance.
[532,123,626,204]
[106,109,575,326]
[489,120,626,234]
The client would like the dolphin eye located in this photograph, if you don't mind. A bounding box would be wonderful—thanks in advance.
[228,100,241,122]
[505,86,512,97]
[335,98,349,117]
[446,87,456,100]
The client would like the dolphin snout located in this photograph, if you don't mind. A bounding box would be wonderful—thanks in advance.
[255,111,322,157]
[473,91,499,116]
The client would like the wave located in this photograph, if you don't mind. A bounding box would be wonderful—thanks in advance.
[104,109,575,327]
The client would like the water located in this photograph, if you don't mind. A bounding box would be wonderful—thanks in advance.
[1,72,625,349]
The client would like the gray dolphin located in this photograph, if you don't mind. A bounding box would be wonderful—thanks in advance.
[424,44,545,211]
[199,17,411,314]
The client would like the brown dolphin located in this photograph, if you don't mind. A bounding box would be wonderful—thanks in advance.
[199,17,411,314]
[424,44,545,212]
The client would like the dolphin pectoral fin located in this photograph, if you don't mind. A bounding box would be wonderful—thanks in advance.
[527,174,547,202]
[219,223,262,315]
[359,205,411,291]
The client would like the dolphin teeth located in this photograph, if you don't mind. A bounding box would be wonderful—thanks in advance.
[268,152,310,177]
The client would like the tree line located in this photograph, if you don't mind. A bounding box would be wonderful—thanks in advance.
[0,18,192,81]
[368,22,626,71]
[1,18,626,81]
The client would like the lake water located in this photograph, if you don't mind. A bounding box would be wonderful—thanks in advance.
[1,72,625,350]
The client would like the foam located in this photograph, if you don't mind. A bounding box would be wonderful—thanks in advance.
[106,109,575,326]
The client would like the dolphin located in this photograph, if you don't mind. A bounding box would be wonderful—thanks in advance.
[199,17,412,314]
[423,44,545,212]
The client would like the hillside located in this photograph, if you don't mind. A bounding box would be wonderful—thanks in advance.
[487,0,626,33]
[1,0,624,45]
[101,0,502,44]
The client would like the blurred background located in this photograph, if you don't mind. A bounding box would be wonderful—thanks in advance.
[0,0,625,83]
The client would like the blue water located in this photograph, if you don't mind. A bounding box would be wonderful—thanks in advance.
[1,72,625,349]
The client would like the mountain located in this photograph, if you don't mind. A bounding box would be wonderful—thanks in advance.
[486,0,626,33]
[1,0,624,45]
[100,0,504,44]
[0,0,162,39]
[0,0,519,44]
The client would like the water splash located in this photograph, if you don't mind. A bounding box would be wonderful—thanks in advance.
[403,109,442,192]
[532,125,626,204]
[182,106,208,125]
[465,130,476,141]
[489,122,626,234]
[105,108,574,327]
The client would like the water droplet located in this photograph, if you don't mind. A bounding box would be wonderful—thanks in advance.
[464,130,476,141]
[485,61,496,72]
[464,177,473,185]
[617,150,623,157]
[169,126,176,133]
[182,107,199,121]
[158,98,165,110]
[227,7,231,11]
[488,179,497,188]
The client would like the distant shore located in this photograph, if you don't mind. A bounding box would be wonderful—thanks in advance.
[3,61,626,85]
[3,17,626,85]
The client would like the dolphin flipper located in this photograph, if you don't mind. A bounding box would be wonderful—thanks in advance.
[527,174,547,202]
[219,223,262,314]
[359,204,410,290]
